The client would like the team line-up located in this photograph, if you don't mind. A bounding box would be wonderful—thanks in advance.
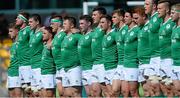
[7,0,180,97]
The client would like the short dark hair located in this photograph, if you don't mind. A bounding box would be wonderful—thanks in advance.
[93,6,107,15]
[79,15,93,26]
[112,9,125,17]
[30,14,41,24]
[125,8,134,17]
[44,26,55,38]
[101,15,112,26]
[64,16,76,28]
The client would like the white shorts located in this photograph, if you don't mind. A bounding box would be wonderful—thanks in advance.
[123,67,139,81]
[56,68,65,83]
[62,66,82,87]
[105,68,116,85]
[82,70,93,85]
[171,66,180,80]
[138,64,151,82]
[7,76,21,88]
[19,66,32,84]
[113,65,124,80]
[91,64,105,83]
[41,74,55,89]
[149,57,161,76]
[160,58,173,78]
[31,68,42,88]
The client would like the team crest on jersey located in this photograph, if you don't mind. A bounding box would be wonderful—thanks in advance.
[58,34,61,38]
[23,31,26,35]
[144,26,148,31]
[92,38,95,42]
[153,17,157,22]
[69,37,72,41]
[85,35,89,39]
[36,33,40,37]
[107,36,111,41]
[122,30,126,35]
[130,31,134,36]
[166,24,170,29]
[117,42,120,45]
[172,39,176,43]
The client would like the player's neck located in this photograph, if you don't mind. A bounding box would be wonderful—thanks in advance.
[129,22,136,29]
[106,27,112,34]
[119,21,125,29]
[47,38,52,44]
[85,28,92,35]
[178,19,180,26]
[151,10,157,17]
[57,27,63,33]
[163,14,170,23]
[20,23,27,29]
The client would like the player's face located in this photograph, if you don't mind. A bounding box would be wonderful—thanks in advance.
[29,18,38,30]
[99,18,109,31]
[133,13,144,26]
[92,11,101,24]
[112,13,120,25]
[144,0,152,14]
[8,28,18,39]
[42,29,50,41]
[170,8,179,22]
[63,20,71,33]
[50,19,60,32]
[124,12,132,25]
[50,22,60,33]
[157,3,166,18]
[79,19,89,33]
[15,17,23,26]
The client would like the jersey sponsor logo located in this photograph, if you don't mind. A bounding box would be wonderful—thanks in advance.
[107,36,111,41]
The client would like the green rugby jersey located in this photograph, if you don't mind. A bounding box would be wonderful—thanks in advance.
[41,44,56,75]
[29,30,43,69]
[159,18,175,59]
[78,31,94,70]
[124,25,140,68]
[116,25,128,65]
[102,29,118,70]
[171,25,180,66]
[8,42,19,76]
[149,12,162,57]
[91,27,105,65]
[61,33,82,71]
[17,26,31,66]
[52,30,66,70]
[138,21,151,64]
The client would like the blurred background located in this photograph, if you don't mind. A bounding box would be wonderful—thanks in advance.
[0,0,145,96]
